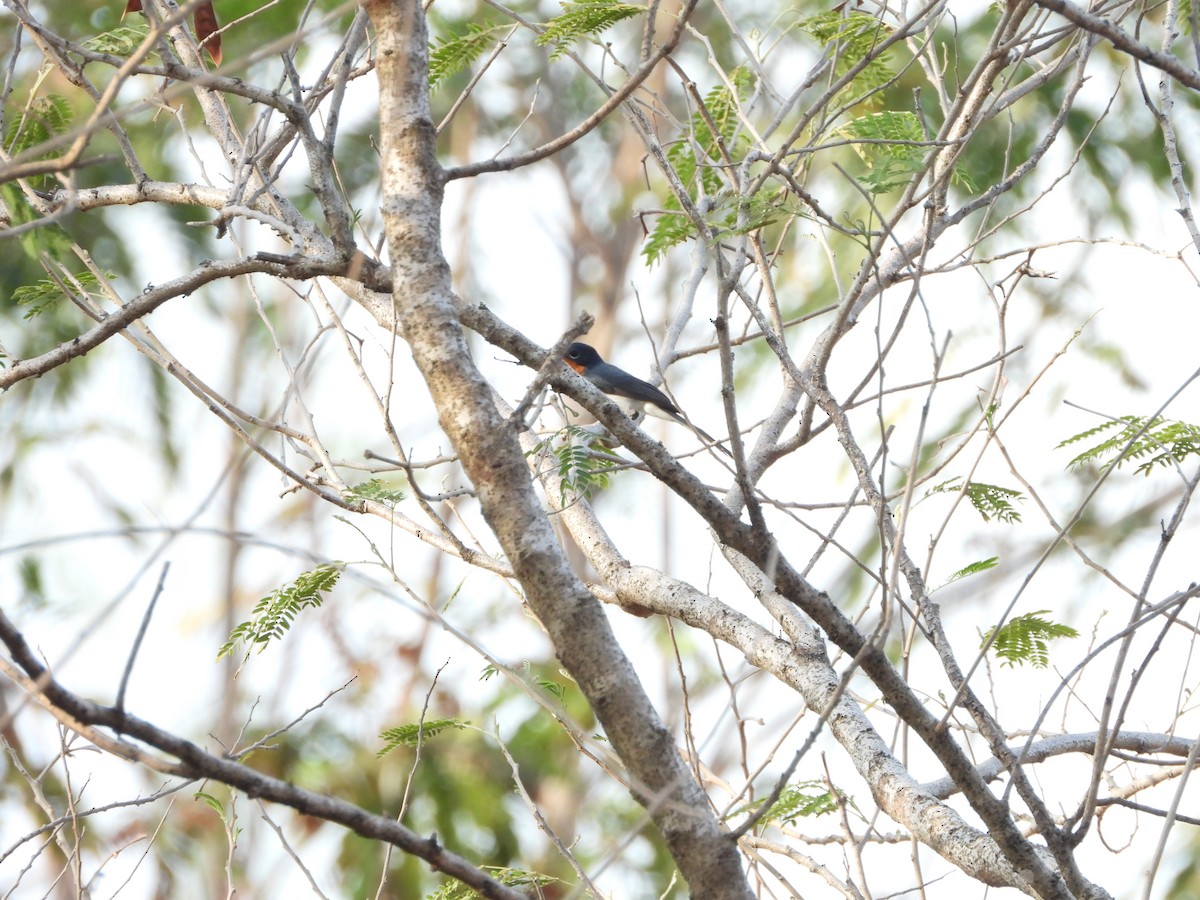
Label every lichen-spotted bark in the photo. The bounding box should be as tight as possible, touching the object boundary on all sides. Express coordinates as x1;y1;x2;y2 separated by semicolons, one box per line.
361;0;752;894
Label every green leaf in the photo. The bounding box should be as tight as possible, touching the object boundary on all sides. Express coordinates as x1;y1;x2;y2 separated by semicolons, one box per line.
983;610;1078;669
668;66;754;187
83;22;151;56
5;93;72;156
378;719;468;757
217;563;344;661
734;780;847;826
536;0;645;62
964;482;1023;524
3;92;75;261
194;792;225;815
799;12;896;107
926;479;1023;523
538;678;567;701
429;23;505;89
0;184;73;264
718;187;800;237
643;68;756;263
943;557;999;587
1058;415;1200;476
838;111;947;194
345;478;406;506
526;425;624;503
426;867;560;900
839;109;924;146
643;210;696;265
12;270;111;320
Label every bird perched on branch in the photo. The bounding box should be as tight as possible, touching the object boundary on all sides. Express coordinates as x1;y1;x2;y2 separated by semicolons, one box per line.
563;342;731;456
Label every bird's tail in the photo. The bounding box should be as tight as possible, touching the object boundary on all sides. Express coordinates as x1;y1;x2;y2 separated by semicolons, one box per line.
690;423;733;458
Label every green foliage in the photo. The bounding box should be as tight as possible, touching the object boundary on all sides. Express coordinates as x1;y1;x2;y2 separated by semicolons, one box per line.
838;111;974;194
4;92;71;156
1059;415;1200;476
941;556;1000;588
983;610;1078;668
193;791;225;815
536;0;645;61
965;482;1022;523
18;556;45;607
1165;828;1200;898
378;719;468;757
11;270;110;320
345;478;406;506
490;661;573;703
927;478;1023;523
730;780;851;828
527;425;623;503
667;187;799;258
644;67;756;263
642;211;695;264
2;91;75;263
686;67;755;173
427;867;560;900
838;110;925;194
799;11;896;108
538;676;568;702
83;23;151;57
758;781;845;825
726;188;797;235
217;563;344;660
429;23;505;89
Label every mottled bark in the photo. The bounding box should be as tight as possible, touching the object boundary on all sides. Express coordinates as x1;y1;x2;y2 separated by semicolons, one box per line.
362;0;751;894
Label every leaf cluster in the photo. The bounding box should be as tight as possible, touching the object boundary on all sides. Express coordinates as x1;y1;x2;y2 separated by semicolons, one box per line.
644;67;757;263
218;563;344;660
3;93;75;264
928;478;1023;523
1059;415;1200;476
763;781;845;824
528;425;624;503
83;23;151;57
427;867;560;900
5;92;71;159
735;780;850;828
378;718;468;757
940;556;1000;589
983;610;1078;668
536;0;645;62
11;270;115;320
799;12;896;108
345;478;407;506
836;110;968;195
429;23;506;89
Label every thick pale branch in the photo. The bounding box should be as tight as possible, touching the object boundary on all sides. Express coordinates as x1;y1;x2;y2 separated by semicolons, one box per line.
543;485;1042;893
463;306;1090;897
363;0;752;894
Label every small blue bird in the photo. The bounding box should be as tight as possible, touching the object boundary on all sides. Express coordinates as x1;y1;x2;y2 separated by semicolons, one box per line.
563;342;730;455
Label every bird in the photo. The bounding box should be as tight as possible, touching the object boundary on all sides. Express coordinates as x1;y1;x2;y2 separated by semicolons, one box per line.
562;342;731;456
